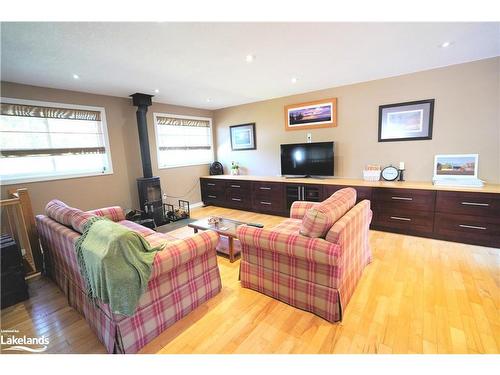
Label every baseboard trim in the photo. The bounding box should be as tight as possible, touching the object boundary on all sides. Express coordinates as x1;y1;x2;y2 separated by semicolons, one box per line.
190;201;204;209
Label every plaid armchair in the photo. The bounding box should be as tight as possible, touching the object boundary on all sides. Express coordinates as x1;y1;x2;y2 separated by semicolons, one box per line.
237;188;372;322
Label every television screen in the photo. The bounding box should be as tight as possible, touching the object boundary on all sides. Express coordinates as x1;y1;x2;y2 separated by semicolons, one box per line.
280;142;334;176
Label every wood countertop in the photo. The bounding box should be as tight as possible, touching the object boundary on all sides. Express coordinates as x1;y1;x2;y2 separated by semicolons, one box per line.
201;175;500;194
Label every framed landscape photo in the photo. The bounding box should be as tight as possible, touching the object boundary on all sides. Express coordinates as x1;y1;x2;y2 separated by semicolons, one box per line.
230;123;256;151
378;99;434;142
433;154;479;180
284;98;337;131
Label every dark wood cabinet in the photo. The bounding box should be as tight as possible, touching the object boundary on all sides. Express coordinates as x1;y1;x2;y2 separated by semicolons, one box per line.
252;182;284;214
285;184;323;210
434;191;500;247
200;176;500;248
226;180;251;209
371;188;435;237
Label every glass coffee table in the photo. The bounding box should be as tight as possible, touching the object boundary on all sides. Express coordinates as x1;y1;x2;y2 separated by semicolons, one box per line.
188;217;248;262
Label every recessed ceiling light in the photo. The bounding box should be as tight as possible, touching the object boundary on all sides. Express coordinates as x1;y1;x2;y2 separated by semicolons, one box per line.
440;41;453;48
291;77;298;84
72;74;80;79
245;54;255;63
154;89;160;93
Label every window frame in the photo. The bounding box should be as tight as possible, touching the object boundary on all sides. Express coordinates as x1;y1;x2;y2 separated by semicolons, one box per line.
153;112;214;169
0;97;114;185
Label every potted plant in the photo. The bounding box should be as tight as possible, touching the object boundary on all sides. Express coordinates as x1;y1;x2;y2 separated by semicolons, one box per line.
231;161;240;175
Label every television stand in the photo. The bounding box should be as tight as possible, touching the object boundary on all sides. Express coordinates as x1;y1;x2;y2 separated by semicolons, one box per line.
282;175;307;179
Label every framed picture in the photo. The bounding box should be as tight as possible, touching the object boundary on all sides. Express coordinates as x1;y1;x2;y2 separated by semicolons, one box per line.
433;154;479;180
230;123;256;151
284;98;337;131
378;99;434;142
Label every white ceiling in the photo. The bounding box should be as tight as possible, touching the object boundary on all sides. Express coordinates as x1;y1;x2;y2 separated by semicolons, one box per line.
1;22;499;110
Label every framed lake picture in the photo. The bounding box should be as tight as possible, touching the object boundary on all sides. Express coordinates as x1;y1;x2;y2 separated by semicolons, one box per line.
230;123;256;151
284;98;337;131
378;99;434;142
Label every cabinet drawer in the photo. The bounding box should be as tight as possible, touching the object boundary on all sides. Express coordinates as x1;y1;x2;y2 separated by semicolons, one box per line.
253;197;284;213
372;208;434;235
226;180;251;192
436;191;500;217
201;179;225;193
373;188;435;212
226;191;251;209
252;181;284;195
323;185;372;202
434;213;500;248
203;191;224;204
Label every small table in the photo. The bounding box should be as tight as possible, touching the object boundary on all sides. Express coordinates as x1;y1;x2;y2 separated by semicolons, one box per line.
188;217;247;262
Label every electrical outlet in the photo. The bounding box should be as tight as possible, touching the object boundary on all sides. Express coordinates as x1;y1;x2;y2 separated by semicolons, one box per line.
307;133;312;143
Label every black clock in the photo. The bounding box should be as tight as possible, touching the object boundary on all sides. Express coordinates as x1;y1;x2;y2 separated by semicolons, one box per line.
209;161;224;175
381;165;399;181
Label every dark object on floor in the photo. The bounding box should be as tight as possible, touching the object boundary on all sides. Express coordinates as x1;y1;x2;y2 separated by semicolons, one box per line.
164;200;190;222
1;234;29;309
135;218;156;230
156;218;196;233
209;161;224;175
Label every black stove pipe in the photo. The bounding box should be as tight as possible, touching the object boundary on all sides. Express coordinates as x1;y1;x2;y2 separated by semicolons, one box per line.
130;93;154;178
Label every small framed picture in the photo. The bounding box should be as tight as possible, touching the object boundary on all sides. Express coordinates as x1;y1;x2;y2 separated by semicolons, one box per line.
433;154;479;180
284;98;337;131
230;123;256;151
378;99;434;142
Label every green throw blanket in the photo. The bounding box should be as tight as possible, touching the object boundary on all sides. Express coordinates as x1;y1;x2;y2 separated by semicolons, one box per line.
75;217;165;316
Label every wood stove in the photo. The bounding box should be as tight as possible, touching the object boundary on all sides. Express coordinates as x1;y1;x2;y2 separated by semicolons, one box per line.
130;93;166;226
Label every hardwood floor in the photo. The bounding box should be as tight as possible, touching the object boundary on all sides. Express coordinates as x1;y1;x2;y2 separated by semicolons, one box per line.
1;206;498;354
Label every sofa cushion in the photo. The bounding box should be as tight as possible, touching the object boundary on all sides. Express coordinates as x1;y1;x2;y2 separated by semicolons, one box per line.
271;218;303;235
118;220;156;238
87;206;125;222
45;199;83;227
299;187;357;238
71;211;97;233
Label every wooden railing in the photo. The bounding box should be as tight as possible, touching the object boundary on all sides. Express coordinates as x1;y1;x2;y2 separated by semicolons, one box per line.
1;188;42;275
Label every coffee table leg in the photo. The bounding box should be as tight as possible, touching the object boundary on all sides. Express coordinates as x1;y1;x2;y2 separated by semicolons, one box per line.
228;237;234;263
193;228;198;234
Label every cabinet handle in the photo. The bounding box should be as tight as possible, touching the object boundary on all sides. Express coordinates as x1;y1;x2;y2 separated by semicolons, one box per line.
459;224;486;230
259;187;271;190
232;198;242;201
390;216;412;222
260;201;272;205
461;202;489;207
207;183;216;186
230;184;241;188
208;195;217;198
391;196;413;201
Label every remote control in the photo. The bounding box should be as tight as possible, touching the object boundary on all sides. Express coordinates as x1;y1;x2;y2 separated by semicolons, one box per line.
247;223;264;228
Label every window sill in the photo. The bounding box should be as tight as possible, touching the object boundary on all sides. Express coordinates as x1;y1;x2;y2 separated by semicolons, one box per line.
157;162;212;170
0;170;114;185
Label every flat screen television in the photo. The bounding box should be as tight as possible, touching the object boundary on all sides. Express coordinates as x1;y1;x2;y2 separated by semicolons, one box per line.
280;141;334;177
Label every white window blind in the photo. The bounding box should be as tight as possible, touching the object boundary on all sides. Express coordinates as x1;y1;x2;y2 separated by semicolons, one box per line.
154;114;213;168
0;98;113;184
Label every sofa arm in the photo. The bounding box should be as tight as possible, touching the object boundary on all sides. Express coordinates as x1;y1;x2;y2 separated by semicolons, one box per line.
237;225;341;266
150;230;220;278
86;206;125;222
290;201;320;219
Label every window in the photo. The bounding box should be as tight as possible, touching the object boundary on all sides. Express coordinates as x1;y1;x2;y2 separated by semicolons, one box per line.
0;98;113;184
154;113;214;168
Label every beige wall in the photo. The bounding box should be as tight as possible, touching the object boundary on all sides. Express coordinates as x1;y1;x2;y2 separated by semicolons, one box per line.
0;82;213;214
214;57;500;183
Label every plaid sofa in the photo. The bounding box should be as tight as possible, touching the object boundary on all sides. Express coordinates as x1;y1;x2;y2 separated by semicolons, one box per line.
36;202;222;353
237;188;372;322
